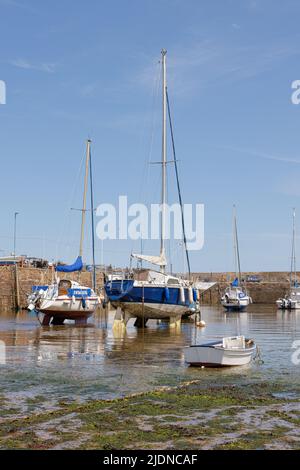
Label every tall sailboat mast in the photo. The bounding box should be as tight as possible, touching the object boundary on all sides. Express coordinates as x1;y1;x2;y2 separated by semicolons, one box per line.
79;139;91;258
160;48;167;273
233;205;241;285
290;208;297;287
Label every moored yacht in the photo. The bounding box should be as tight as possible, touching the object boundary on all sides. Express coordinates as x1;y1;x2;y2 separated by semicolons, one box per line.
105;267;200;327
28;277;100;325
105;49;201;327
276;286;300;310
27;140;101;324
221;206;252;311
276;209;300;310
221;279;252;312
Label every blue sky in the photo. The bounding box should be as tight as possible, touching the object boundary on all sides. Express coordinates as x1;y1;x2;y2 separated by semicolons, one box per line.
1;0;300;272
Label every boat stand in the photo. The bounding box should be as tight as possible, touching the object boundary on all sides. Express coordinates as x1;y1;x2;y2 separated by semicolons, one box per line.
41;314;52;326
169;315;181;328
112;307;132;331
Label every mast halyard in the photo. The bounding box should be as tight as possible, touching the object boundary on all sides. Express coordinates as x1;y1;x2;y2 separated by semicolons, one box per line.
79;139;91;258
166;89;191;279
160;48;167;274
89;143;96;291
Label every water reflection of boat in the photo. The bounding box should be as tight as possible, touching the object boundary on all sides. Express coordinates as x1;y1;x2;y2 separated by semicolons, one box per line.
184;336;256;367
277;209;300;310
105;50;201;328
27;140;100;325
221;206;252;311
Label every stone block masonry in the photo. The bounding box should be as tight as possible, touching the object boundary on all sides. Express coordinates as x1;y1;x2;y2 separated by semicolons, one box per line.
0;267;295;311
190;272;293;305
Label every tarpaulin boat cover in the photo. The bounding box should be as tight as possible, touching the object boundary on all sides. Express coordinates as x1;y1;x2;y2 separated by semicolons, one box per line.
55;256;83;273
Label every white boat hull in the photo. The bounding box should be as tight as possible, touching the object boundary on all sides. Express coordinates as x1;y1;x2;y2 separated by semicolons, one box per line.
39;296;99;315
38;295;99;313
276;299;300;310
36;297;100;325
111;301;194;320
28;278;101;325
184;341;256;367
221;297;251;311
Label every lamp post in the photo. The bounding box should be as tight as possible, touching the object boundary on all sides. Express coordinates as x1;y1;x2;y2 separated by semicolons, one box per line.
13;212;19;260
13;212;20;311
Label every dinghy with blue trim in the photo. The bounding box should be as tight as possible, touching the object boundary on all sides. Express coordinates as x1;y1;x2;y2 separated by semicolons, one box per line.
184;336;256;367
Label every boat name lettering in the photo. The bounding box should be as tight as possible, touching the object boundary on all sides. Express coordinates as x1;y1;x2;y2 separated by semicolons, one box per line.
68;289;91;297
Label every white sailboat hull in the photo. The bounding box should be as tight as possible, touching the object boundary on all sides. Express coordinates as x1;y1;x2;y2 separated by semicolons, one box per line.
221;296;251;310
276;286;300;309
39;296;100;315
276;299;300;309
28;280;101;324
36;296;100;324
111;301;193;320
221;286;252;311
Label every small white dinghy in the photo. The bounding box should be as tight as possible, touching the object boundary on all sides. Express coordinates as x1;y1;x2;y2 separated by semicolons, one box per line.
184;335;256;367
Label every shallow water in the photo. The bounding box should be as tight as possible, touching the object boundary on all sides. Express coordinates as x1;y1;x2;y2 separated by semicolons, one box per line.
0;305;299;410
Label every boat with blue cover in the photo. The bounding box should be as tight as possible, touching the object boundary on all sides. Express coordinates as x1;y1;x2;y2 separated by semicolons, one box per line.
105;50;201;327
105;268;200;326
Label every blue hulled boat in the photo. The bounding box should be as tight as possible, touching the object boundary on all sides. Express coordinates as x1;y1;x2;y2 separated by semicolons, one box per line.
105;268;199;325
105;50;200;326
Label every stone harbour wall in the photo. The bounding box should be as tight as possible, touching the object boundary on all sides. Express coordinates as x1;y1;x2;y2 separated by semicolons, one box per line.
0;267;296;312
190;272;294;305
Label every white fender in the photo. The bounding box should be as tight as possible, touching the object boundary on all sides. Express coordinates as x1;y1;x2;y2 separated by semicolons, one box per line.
188;287;193;304
179;286;185;303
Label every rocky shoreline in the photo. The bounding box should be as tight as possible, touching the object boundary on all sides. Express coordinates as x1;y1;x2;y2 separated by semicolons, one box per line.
0;378;299;450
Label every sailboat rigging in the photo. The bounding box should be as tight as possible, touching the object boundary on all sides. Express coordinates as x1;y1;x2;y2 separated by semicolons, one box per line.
221;205;252;311
105;49;203;328
276;208;300;309
27;139;101;325
166;89;191;278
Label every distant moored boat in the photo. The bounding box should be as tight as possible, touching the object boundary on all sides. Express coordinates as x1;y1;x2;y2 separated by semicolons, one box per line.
221;206;252;311
276;208;300;310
